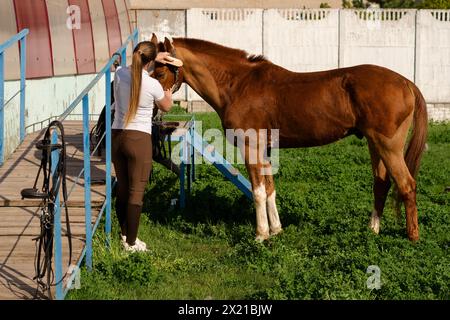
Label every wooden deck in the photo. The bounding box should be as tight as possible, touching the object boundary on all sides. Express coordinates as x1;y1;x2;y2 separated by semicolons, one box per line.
0;121;107;299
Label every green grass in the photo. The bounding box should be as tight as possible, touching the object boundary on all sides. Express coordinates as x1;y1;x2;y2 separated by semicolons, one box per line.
67;112;450;300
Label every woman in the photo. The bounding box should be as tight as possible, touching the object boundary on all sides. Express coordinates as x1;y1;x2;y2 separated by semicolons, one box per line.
112;41;177;252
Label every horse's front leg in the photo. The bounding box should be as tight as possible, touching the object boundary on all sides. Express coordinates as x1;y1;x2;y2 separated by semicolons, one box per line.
242;142;270;241
247;163;270;241
263;165;282;236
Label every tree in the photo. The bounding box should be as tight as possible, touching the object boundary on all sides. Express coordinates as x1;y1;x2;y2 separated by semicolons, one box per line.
342;0;370;8
379;0;416;8
416;0;450;8
365;0;450;7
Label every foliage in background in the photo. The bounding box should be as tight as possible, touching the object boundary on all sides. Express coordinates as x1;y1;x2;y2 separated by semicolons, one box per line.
416;0;450;9
343;0;450;8
68;110;449;300
381;0;416;8
343;0;370;7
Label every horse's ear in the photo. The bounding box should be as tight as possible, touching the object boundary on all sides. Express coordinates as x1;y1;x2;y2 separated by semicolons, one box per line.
157;42;166;52
164;37;175;54
151;33;158;47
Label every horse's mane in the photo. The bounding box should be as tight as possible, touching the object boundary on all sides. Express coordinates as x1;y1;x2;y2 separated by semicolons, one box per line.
173;38;268;64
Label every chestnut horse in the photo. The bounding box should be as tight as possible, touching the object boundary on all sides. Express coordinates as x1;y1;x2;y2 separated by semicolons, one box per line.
150;34;428;242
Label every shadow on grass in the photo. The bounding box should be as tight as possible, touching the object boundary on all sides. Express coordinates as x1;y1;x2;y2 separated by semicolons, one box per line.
141;168;255;229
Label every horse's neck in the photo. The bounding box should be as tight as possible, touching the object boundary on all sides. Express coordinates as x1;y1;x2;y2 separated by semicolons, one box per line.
176;45;244;116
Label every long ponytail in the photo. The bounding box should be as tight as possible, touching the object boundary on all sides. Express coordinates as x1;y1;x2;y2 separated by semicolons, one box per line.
125;41;157;125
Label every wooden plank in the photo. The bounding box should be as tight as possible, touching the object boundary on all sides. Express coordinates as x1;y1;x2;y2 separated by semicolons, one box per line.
0;200;104;208
0;224;94;236
0;206;97;217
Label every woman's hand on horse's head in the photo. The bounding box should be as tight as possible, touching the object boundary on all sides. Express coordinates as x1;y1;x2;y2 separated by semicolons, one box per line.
155;52;172;64
165;88;173;98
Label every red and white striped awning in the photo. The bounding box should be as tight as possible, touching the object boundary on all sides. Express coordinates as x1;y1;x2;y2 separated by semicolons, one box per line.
0;0;132;80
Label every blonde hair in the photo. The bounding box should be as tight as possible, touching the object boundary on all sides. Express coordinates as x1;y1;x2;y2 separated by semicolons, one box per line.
125;41;157;125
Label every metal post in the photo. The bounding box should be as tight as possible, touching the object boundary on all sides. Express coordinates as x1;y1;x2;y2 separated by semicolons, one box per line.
120;48;126;68
0;52;4;165
133;29;139;49
20;36;26;142
51;129;63;300
179;135;186;209
105;70;112;247
187;121;194;193
82;94;92;271
191;118;196;182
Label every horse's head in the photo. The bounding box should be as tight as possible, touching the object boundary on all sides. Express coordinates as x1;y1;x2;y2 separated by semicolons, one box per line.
151;33;184;93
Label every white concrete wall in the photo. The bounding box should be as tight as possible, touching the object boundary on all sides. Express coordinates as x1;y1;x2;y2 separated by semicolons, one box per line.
416;10;450;103
129;0;343;9
3;74;107;160
186;8;263;100
339;9;416;81
134;9;187;100
427;103;450;122
264;9;339;72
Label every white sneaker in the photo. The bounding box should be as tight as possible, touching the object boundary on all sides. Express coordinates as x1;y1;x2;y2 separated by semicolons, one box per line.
123;241;148;253
121;234;147;249
135;238;147;250
121;236;148;252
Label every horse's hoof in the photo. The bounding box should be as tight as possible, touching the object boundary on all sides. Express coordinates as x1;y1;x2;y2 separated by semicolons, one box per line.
407;230;419;242
369;225;380;235
369;212;380;235
369;223;380;235
255;233;269;242
270;227;283;237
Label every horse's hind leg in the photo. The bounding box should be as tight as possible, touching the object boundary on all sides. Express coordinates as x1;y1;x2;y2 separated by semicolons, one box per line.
368;114;419;241
368;142;391;234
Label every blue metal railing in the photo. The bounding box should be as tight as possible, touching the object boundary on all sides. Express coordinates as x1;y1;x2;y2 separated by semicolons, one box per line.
51;28;139;300
0;29;29;165
160;114;197;208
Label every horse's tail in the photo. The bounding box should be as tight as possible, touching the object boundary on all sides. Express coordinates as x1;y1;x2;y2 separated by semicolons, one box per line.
404;83;428;180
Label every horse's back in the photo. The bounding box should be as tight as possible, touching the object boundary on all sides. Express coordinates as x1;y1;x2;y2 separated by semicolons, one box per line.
250;64;417;148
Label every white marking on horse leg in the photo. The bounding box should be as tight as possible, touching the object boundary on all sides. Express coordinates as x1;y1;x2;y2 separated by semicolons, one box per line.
267;191;282;236
370;210;380;234
253;183;269;242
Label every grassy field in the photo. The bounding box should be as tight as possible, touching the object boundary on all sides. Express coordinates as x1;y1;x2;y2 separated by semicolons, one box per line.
68;110;449;300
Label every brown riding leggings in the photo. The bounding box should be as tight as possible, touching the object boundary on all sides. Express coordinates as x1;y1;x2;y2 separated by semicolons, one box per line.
112;129;152;245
